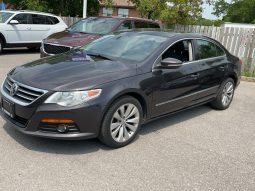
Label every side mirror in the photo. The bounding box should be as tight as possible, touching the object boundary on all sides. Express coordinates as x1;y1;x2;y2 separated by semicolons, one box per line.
9;20;19;25
160;58;183;69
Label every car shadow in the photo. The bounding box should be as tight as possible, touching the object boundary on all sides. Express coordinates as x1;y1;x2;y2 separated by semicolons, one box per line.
2;48;40;55
2;105;212;155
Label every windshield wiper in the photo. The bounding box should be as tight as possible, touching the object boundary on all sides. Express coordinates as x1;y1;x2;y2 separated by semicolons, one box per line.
86;53;113;61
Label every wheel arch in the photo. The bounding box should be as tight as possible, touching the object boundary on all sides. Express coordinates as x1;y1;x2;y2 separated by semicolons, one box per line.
0;32;6;46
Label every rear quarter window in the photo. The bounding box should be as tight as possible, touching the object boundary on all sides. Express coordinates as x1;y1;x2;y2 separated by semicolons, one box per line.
196;39;225;60
134;21;148;28
148;23;160;28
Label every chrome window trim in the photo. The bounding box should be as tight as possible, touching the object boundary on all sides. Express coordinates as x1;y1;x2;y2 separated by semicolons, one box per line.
0;76;48;106
152;37;227;71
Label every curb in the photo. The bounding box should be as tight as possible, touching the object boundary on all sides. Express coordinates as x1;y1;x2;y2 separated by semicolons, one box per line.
241;76;255;82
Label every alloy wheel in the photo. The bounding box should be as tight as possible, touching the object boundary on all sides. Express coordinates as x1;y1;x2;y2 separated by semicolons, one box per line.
222;81;234;106
110;103;140;143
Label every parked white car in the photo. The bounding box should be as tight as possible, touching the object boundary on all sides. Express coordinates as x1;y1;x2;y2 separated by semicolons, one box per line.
0;10;67;53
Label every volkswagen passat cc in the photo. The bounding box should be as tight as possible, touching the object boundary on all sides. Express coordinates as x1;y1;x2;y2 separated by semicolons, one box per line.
0;32;241;148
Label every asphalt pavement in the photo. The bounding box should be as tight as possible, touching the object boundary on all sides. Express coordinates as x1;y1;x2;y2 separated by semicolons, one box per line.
0;49;255;191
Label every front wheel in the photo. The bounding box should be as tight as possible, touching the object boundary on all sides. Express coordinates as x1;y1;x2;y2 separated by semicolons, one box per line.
210;78;235;110
99;96;143;148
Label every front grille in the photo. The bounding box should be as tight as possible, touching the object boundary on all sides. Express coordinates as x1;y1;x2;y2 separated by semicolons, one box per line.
3;77;46;105
43;43;71;55
39;123;80;134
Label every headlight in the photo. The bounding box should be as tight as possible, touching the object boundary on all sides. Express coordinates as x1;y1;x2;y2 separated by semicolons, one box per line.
44;89;102;107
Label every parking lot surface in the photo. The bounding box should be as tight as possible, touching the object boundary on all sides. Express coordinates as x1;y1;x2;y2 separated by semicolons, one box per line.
0;49;255;191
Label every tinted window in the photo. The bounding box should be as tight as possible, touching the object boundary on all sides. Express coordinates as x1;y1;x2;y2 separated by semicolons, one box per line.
134;21;148;28
163;40;193;62
69;18;119;35
83;33;168;62
197;40;218;59
215;44;225;56
117;21;132;31
12;14;32;24
46;16;59;24
149;23;160;28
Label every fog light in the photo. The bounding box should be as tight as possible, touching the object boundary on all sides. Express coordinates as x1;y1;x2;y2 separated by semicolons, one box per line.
57;124;69;133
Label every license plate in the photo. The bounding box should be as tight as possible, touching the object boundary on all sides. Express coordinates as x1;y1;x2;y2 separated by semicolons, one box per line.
1;99;14;118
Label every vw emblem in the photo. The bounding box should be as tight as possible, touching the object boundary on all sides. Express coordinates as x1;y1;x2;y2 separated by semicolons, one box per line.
10;83;19;96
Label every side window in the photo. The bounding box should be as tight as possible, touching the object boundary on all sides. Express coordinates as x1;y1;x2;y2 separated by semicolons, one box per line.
149;23;160;29
162;40;193;62
215;44;225;56
134;21;148;29
46;16;60;25
118;21;132;31
32;14;47;24
196;40;225;60
11;14;32;24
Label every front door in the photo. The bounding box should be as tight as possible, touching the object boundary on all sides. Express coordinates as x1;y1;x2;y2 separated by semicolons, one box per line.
5;13;33;43
151;39;202;117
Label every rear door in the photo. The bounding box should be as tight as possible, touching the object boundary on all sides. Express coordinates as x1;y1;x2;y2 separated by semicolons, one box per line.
151;39;202;117
5;13;33;43
192;39;228;102
30;14;52;42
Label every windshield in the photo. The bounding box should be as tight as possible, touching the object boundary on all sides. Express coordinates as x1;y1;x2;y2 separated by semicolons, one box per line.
68;18;119;35
0;12;14;23
82;33;168;62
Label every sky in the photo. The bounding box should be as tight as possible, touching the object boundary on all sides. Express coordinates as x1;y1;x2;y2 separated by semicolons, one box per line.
202;3;218;20
202;0;231;20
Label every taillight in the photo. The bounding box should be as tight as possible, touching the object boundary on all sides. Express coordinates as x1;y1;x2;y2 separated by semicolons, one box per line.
239;60;243;65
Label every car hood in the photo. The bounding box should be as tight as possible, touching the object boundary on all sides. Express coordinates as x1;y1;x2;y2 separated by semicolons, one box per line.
9;51;137;91
43;31;101;47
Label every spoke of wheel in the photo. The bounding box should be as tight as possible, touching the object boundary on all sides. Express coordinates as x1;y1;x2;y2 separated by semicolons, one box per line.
126;117;139;124
117;126;124;142
110;122;121;131
227;85;233;93
125;123;137;132
113;111;122;121
126;107;138;119
119;105;125;118
124;104;134;118
112;125;121;137
123;126;130;140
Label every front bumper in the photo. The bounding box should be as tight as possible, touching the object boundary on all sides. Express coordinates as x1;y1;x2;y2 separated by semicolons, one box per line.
0;97;102;140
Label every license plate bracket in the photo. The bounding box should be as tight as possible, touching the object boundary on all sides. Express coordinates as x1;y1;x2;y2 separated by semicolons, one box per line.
1;99;15;118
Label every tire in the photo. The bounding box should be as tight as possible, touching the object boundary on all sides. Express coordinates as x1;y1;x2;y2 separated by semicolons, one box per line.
210;78;235;110
0;38;3;54
99;96;143;148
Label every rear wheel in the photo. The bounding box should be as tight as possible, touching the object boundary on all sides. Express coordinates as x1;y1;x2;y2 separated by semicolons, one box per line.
0;38;4;54
99;96;143;148
210;78;235;110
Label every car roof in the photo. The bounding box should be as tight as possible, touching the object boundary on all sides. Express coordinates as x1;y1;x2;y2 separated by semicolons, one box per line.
81;16;159;24
0;10;58;17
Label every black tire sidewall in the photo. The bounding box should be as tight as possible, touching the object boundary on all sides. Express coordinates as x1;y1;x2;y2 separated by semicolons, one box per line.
0;38;3;53
99;96;143;148
212;78;235;110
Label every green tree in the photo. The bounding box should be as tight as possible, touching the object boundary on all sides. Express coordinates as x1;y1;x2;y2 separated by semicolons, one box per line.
5;0;100;17
130;0;214;24
213;0;255;23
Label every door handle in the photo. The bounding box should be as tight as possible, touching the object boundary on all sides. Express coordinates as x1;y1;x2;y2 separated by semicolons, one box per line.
191;73;199;78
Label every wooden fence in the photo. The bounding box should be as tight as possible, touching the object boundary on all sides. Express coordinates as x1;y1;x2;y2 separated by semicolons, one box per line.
60;16;80;26
174;24;255;77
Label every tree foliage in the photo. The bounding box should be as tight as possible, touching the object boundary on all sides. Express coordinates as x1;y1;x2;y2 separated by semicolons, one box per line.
4;0;100;17
130;0;214;24
213;0;255;24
